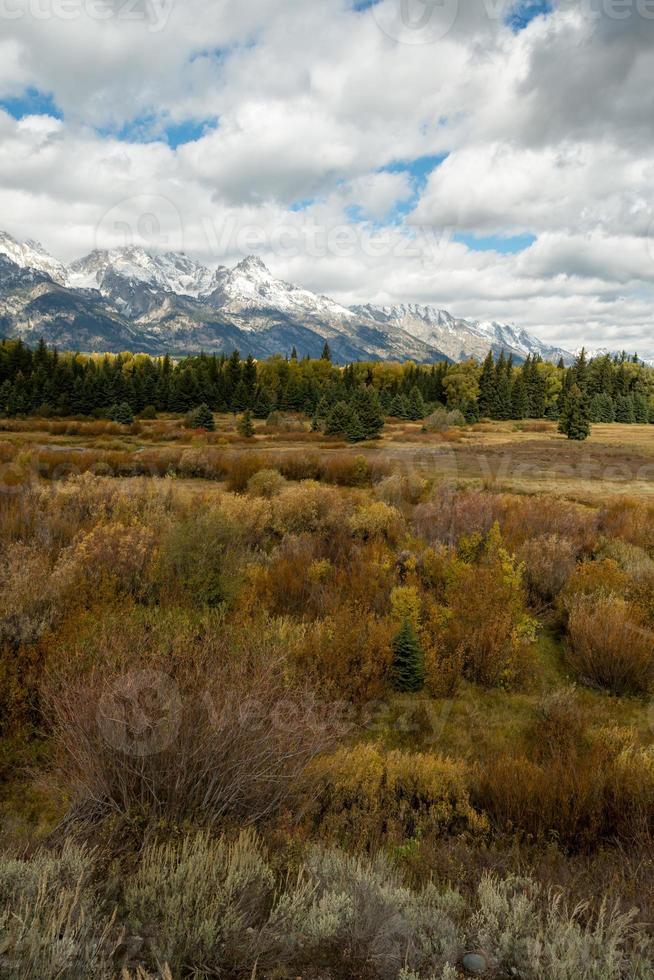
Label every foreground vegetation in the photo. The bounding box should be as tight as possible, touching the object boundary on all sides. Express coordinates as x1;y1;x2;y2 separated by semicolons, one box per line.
0;404;653;978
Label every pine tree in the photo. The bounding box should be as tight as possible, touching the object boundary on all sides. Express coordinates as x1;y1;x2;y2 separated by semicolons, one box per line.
252;386;274;419
388;393;406;418
633;392;649;424
325;401;352;436
478;351;497;418
558;384;590;441
346;410;366;443
237;409;254;438
352;386;385;438
112;401;134;425
407;385;426;421
615;394;635;423
589;391;614;423
391;619;425;693
462;398;480;424
321;342;332;362
190;403;215;431
510;374;528;420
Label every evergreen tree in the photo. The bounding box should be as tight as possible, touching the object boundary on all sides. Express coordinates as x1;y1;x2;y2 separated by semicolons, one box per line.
633;392;649;424
390;393;411;419
558;384;591;441
189;403;215;431
112;401;134;425
589;392;614;423
477;351;497;418
615;393;636;423
321;342;332;362
324;401;352;436
406;385;426;421
510;374;528;420
237;409;254;438
345;410;366;443
495;371;513;420
252;386;275;419
352;386;385;438
462;398;480;424
391;619;425;693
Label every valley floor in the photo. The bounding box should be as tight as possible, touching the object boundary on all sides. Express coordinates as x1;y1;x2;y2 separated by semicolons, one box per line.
1;414;653;978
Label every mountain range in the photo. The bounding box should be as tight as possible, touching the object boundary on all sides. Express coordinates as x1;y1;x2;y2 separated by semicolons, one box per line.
0;230;573;364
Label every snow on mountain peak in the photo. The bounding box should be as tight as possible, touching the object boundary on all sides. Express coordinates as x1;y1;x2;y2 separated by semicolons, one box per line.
0;231;68;285
0;230;574;363
67;246;214;298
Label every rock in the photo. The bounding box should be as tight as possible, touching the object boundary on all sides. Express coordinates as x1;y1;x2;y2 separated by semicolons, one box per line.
462;952;488;975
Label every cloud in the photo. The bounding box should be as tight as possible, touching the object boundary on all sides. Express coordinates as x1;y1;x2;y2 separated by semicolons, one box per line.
0;0;654;353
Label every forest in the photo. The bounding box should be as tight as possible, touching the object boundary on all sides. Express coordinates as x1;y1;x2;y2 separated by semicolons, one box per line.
1;339;653;438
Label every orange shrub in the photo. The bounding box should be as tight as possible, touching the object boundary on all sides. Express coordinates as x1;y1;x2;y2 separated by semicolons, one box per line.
565;594;654;695
304;743;486;847
291;605;395;704
434;528;537;689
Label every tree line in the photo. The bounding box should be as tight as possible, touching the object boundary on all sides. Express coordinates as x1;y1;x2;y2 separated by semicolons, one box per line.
0;338;653;440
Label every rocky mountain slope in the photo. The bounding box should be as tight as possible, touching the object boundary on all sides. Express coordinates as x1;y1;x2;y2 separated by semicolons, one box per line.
0;230;573;363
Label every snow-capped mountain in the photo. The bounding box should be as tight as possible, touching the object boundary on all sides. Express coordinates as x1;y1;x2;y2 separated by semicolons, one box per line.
207;255;359;332
0;231;68;286
352;304;572;365
68;246;216;298
0;229;574;363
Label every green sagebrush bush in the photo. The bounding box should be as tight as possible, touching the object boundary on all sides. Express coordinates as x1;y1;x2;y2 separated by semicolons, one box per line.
1;836;652;979
0;844;118;979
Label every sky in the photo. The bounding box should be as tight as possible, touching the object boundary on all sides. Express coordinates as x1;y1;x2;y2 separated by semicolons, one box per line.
0;0;653;352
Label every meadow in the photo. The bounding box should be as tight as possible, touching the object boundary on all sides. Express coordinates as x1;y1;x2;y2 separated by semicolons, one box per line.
1;411;653;978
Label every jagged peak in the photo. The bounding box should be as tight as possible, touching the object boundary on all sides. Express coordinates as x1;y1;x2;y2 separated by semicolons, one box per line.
234;254;270;275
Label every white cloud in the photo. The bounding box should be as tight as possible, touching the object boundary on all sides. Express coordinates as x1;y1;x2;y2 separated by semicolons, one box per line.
0;0;654;352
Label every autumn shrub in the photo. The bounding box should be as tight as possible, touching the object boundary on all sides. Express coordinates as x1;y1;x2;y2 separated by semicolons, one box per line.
320;452;377;487
0;543;64;651
434;527;537;688
272;481;350;537
529;686;587;763
53;522;156;602
597;539;654;620
518;533;577;606
414;488;500;548
253;534;328;617
43;612;344;828
246;467;287;498
376;471;428;508
348;500;404;543
599;497;654;555
565;594;654;695
561;558;629;605
304;743;486;848
152;508;241;607
291;605;395;703
475;728;654;851
224;452;272;492
423;407;465;431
